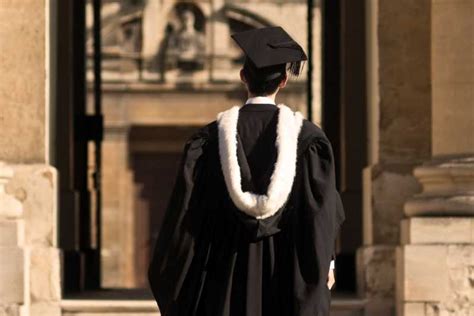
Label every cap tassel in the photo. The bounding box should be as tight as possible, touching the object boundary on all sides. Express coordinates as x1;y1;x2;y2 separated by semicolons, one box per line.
288;60;305;77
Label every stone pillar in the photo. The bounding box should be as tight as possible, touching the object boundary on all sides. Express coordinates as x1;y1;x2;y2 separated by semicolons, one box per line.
358;0;432;314
310;3;322;126
397;158;473;316
101;125;137;288
0;0;61;315
396;1;474;315
0;163;61;316
209;0;232;81
6;165;61;316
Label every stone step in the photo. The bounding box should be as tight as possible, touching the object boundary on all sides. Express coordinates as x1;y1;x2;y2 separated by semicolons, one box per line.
61;299;159;315
61;296;368;316
331;296;368;316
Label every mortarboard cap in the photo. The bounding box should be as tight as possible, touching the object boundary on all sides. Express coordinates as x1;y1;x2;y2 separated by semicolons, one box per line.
231;26;307;79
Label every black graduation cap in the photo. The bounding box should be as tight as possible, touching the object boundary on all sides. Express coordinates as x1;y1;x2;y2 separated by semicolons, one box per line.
231;26;308;80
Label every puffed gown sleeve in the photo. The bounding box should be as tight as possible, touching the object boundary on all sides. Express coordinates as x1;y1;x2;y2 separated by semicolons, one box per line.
295;135;346;315
147;130;210;315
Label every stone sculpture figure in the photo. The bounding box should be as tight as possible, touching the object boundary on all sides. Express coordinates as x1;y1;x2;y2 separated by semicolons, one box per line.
166;9;205;71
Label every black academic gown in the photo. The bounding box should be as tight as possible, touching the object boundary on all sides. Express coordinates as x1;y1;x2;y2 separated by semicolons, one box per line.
148;103;346;316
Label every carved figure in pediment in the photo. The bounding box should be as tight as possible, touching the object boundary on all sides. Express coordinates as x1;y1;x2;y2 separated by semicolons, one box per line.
166;9;206;71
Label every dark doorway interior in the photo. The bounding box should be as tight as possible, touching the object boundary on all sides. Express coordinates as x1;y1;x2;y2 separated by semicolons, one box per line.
132;152;182;288
128;125;199;289
322;0;367;293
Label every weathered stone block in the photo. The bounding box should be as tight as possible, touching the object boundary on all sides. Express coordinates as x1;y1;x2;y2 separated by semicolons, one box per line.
0;163;23;219
446;245;473;301
397;245;449;301
28;303;60;316
398;243;473;315
364;166;420;245
357;245;396;299
29;248;61;303
398;302;425;316
472;218;474;245
6;165;58;247
0;248;24;304
425;303;440;316
0;305;19;316
0;220;24;246
401;217;472;245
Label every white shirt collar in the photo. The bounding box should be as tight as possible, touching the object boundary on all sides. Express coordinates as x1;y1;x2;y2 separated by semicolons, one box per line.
244;96;276;105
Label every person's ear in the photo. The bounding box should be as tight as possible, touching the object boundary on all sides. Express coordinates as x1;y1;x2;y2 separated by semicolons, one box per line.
240;69;247;84
279;73;288;89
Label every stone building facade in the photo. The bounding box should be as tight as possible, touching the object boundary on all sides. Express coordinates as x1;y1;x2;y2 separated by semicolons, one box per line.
0;0;472;315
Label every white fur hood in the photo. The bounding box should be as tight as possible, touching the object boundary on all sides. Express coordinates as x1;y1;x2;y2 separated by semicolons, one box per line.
216;104;304;219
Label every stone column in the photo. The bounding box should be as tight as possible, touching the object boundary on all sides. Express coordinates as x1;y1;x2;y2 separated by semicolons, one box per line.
101;125;138;288
396;1;474;315
397;158;473;316
358;0;432;314
0;0;61;315
5;164;62;316
209;0;232;81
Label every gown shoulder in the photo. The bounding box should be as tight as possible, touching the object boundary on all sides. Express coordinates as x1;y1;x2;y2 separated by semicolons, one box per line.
192;120;218;141
298;121;346;257
297;118;332;157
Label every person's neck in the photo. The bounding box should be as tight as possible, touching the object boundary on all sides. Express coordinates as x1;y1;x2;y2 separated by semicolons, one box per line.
247;92;277;103
245;95;277;105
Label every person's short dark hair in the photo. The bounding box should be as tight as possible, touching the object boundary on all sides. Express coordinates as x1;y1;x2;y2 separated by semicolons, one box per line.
242;58;287;96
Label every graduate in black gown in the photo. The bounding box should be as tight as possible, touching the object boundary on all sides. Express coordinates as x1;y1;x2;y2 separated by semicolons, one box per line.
148;26;346;316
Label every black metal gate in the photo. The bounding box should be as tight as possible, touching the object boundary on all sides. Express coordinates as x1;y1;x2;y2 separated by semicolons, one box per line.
55;0;103;293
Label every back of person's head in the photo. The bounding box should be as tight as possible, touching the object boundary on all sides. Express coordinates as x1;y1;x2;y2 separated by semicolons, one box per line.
241;58;287;96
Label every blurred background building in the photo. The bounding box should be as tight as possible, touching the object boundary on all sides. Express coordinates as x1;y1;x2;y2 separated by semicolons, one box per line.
0;0;472;315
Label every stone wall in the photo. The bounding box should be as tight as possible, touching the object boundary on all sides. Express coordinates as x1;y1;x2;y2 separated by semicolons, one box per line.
0;164;61;316
397;218;474;316
0;0;61;315
0;0;48;163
